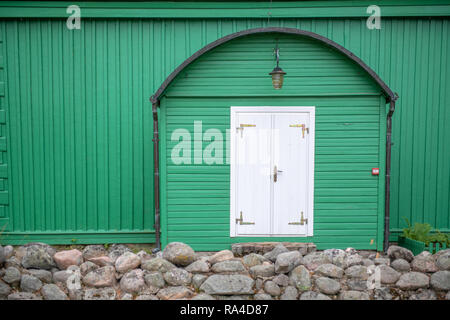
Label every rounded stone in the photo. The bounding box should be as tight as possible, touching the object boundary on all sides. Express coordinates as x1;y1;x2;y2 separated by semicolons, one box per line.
163;268;192;286
25;269;53;283
21;243;56;270
299;291;332;300
185;260;210;273
315;263;344;279
379;265;401;284
345;265;369;280
391;259;411;272
249;263;275;278
3;245;14;260
144;271;165;288
315;277;341;295
208;250;235;265
141;257;176;273
192;274;208;290
41;284;68;300
411;252;438;273
435;253;450;271
115;251;141;273
387;245;414;262
280;286;298;300
20;274;43;292
289;265;311;291
274;251;303;274
0;280;12;298
192;293;216;300
272;274;290;287
8;292;41;300
242;253;268;268
84;287;117;300
339;290;370;300
303;251;331;271
396;272;430;290
211;260;245;273
79;261;99;276
120;269;146;294
3;267;21;285
199;274;255;295
157;286;194;300
430;270;450;291
254;293;273;300
82;266;116;288
82;245;108;260
162;242;196;267
263;244;289;262
264;280;281;296
53;249;83;270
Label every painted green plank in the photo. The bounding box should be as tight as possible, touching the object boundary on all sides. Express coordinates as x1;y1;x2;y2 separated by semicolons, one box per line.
1;1;449;18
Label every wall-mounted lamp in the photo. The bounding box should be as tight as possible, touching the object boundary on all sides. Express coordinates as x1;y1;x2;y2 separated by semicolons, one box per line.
269;45;286;90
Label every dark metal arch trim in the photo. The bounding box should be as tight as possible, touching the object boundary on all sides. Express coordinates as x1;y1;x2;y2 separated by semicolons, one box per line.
150;27;396;103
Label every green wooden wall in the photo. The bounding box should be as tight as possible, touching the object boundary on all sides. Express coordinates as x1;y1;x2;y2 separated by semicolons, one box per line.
160;33;386;250
0;15;448;245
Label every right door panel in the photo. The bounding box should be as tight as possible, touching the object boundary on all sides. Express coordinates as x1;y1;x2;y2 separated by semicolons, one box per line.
272;113;311;236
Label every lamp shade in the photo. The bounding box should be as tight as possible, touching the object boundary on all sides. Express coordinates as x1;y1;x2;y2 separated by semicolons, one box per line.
269;66;286;90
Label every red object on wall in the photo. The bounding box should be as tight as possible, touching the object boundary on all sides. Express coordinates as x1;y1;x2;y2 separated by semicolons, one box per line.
372;168;380;175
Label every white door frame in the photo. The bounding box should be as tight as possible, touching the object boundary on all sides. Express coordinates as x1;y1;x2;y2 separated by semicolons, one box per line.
230;106;315;237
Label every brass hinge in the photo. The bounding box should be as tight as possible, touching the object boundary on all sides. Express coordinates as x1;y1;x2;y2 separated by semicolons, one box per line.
289;124;309;138
288;211;308;225
236;124;256;137
236;211;255;225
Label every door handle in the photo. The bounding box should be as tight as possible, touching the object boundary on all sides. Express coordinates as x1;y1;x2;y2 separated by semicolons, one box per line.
274;165;282;182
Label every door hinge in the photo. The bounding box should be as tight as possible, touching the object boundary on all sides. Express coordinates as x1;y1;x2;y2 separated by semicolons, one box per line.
236;211;255;225
289;124;309;138
288;211;308;225
236;124;256;137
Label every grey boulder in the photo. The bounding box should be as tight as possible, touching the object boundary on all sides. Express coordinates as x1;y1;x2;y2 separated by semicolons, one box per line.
315;263;344;279
299;291;332;300
263;244;289;262
200;275;254;295
391;259;411;272
20;274;43;292
163;268;192;286
274;251;302;274
41;284;68;300
120;269;146;294
396;272;429;290
387;245;414;262
315;277;341;295
162;242;195;267
289;265;311;291
430;270;450;291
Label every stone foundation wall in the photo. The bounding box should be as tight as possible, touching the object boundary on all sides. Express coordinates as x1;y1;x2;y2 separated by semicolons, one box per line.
0;242;449;300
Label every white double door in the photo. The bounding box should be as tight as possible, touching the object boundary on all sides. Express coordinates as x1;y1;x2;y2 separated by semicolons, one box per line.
230;107;315;237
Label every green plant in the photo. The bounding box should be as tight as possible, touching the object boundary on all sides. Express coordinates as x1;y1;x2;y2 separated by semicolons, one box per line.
402;217;450;246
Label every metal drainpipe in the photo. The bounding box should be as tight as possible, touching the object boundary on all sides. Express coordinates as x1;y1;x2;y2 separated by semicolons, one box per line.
384;94;398;253
152;99;161;252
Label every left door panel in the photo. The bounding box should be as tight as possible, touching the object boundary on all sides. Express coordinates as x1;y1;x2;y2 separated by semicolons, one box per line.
234;113;272;236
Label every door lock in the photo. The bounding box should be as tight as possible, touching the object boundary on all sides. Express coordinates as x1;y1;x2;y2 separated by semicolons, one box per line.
236;211;255;225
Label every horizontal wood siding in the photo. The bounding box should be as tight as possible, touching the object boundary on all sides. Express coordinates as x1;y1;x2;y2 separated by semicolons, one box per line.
164;96;383;250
